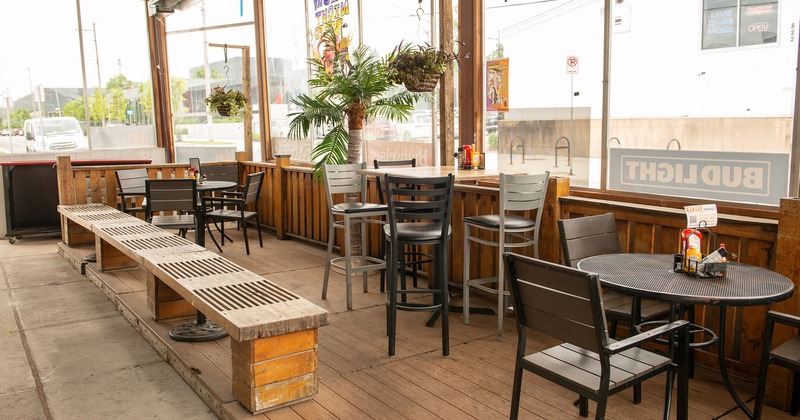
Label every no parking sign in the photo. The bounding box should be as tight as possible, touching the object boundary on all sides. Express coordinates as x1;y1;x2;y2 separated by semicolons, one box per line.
566;55;579;74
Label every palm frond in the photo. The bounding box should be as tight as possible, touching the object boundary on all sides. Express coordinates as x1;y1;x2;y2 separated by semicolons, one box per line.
310;124;349;181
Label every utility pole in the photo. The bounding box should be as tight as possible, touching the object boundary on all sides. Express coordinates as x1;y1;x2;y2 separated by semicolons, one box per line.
75;0;93;148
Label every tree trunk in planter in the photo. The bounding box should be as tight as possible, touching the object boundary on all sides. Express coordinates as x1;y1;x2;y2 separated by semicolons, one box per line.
345;103;366;260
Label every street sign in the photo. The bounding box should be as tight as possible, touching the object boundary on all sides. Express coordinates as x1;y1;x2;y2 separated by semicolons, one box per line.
566;55;579;74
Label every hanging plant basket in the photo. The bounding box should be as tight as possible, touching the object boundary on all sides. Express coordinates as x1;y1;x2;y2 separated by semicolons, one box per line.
404;73;441;92
215;105;231;117
204;86;247;118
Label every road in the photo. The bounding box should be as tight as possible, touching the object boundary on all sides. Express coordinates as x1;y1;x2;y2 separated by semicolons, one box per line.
0;135;28;154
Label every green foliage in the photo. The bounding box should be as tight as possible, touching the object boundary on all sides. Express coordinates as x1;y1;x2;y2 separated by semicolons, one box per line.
107;88;127;122
204;86;247;119
191;68;222;79
63;99;86;120
106;74;133;90
10;109;30;128
487;131;498;151
90;89;107;124
387;42;462;91
138;82;153;115
289;23;424;180
170;77;187;114
487;42;505;60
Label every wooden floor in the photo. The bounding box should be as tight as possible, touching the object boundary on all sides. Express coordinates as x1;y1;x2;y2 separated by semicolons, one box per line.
58;226;796;420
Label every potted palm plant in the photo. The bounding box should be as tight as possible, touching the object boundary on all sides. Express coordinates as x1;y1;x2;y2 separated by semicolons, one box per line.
288;24;424;177
204;86;247;118
288;23;425;256
387;42;463;92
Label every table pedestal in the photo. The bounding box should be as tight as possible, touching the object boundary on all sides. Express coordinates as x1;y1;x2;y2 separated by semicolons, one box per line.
168;311;228;342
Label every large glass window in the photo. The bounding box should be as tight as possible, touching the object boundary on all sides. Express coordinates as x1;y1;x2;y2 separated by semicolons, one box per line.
484;0;796;205
703;0;778;50
164;1;257;163
0;0;156;155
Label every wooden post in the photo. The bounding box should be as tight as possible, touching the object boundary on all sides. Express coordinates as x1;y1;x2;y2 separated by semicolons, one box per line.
438;0;455;166
767;197;800;409
274;155;291;240
231;329;319;413
146;271;194;321
57;156;77;243
253;0;272;162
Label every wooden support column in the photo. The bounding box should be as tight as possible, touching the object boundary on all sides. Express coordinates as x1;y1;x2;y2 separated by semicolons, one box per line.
274;155;291;240
231;329;319;413
458;0;484;150
146;271;194;321
253;0;272;162
438;0;455;166
56;156;86;245
146;9;175;162
767;197;800;409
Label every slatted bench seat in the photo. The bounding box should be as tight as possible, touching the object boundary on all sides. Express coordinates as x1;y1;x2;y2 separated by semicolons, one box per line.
57;203;330;414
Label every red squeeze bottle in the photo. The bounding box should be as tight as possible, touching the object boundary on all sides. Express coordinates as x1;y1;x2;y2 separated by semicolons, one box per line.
462;145;472;167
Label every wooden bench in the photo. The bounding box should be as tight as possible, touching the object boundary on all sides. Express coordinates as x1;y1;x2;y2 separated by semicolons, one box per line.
57;203;330;414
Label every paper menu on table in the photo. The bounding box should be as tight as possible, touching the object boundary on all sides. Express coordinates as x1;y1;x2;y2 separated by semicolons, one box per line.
685;204;718;228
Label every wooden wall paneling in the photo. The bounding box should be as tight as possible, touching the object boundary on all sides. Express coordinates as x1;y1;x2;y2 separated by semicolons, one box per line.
299;172;307;239
449;191;465;284
75;171;88;205
89;170;102;204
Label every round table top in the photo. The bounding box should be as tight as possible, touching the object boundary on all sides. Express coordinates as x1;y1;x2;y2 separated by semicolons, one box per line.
196;180;237;191
577;253;795;306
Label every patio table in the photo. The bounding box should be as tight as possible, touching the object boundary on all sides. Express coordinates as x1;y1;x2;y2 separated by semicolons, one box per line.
578;253;795;419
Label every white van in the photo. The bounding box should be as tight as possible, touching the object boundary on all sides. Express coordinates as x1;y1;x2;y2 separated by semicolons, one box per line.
24;117;87;152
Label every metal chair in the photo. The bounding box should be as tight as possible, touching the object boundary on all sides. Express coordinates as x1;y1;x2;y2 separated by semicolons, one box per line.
558;212;673;405
373;158;426;292
383;173;454;357
322;163;388;310
202;172;265;255
558;212;672;339
504;252;690;420
115;168;148;216
462;172;549;340
754;310;800;419
144;178;198;237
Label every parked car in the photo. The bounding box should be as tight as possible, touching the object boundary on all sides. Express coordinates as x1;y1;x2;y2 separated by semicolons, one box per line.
0;129;10;136
395;112;435;141
24;116;88;152
14;128;23;136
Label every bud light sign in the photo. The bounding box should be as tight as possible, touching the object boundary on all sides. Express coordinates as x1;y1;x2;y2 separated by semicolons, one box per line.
608;149;789;205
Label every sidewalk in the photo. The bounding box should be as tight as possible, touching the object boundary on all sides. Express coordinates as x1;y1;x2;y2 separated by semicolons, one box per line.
0;237;216;420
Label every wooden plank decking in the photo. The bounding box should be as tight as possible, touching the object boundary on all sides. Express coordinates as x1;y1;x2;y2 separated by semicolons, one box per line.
58;226;796;419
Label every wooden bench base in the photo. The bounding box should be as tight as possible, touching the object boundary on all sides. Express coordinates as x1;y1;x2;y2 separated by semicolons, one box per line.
231;329;319;413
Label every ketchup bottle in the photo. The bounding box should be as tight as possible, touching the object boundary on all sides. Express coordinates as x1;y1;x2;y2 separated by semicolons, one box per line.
462;145;472;168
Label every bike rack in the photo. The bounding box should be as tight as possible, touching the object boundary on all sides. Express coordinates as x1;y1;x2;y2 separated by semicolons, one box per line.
554;136;574;175
667;138;682;150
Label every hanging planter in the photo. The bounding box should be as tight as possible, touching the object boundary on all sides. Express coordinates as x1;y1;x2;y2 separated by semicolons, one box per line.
387;42;464;93
204;86;247;118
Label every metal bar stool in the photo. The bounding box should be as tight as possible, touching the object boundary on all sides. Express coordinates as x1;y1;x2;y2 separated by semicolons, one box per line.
383;173;454;357
463;172;549;340
322;163;388;310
